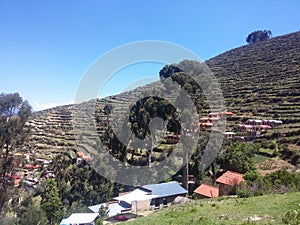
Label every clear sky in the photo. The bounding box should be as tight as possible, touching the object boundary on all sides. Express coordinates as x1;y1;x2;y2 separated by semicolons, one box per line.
1;1;299;111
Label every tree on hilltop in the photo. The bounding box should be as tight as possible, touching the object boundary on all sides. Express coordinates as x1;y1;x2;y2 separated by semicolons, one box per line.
246;30;272;44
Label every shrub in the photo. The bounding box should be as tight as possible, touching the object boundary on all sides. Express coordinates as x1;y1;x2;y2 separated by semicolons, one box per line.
263;170;300;192
236;189;253;198
244;170;260;183
282;207;300;225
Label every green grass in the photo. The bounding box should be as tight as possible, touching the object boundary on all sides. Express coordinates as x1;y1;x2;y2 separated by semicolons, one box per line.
259;148;275;156
124;192;300;225
252;154;269;164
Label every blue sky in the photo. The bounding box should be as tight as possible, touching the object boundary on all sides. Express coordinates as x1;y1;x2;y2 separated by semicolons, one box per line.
0;1;299;111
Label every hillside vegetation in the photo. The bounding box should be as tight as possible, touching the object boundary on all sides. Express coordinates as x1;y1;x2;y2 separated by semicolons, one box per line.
124;192;300;225
207;31;300;152
25;31;300;166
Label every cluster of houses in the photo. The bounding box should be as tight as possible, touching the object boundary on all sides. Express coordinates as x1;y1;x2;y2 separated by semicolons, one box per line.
4;151;53;188
7;150;94;190
199;111;237;139
165;111;283;144
199;111;234;129
237;119;283;138
59;170;245;224
199;111;283;140
165;111;234;144
60;181;188;224
193;170;244;198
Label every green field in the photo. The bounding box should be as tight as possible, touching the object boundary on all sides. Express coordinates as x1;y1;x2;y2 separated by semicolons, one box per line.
124;192;300;225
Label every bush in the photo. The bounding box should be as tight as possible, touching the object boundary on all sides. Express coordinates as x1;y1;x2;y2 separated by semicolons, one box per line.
282;207;300;225
244;170;260;183
236;189;253;198
263;170;300;193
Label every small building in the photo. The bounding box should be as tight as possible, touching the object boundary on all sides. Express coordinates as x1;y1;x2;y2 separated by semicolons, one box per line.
208;112;220;119
60;213;99;225
224;131;235;139
113;188;158;212
106;202;132;217
76;151;92;164
262;119;282;127
220;111;234;117
200;112;233;130
246;119;262;125
246;119;283;128
88;201;131;217
199;117;209;123
216;170;244;196
194;184;219;198
10;174;21;187
238;123;272;137
166;134;180;144
200;122;213;129
142;181;188;209
24;164;39;170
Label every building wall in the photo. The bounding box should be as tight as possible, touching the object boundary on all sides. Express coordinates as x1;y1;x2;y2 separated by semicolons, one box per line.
219;183;235;196
150;194;186;208
132;199;151;211
131;194;187;212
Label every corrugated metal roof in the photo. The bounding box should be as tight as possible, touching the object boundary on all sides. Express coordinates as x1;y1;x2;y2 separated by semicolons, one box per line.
142;181;187;198
88;203;107;213
60;213;99;225
106;202;131;217
114;189;158;204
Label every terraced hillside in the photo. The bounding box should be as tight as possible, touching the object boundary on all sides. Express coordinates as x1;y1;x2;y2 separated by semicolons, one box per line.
26;31;300;162
206;31;300;151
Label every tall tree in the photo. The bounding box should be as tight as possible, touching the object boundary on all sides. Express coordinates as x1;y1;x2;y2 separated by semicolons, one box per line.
129;96;180;167
41;179;63;225
217;142;258;174
0;93;31;214
18;201;49;225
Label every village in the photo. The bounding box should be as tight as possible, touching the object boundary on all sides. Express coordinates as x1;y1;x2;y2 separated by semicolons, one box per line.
4;110;285;225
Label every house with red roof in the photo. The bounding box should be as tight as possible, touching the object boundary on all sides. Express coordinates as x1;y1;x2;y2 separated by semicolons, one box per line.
199;111;234;130
216;170;244;196
193;184;219;198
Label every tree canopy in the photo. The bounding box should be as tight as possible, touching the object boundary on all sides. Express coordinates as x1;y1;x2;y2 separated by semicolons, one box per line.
41;179;63;224
0;93;31;214
246;30;272;44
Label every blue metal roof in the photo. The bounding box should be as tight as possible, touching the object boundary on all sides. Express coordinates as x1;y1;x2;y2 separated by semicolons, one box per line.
106;202;131;217
142;181;187;198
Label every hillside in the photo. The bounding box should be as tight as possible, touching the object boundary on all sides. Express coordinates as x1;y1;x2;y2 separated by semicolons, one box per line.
26;31;300;163
123;192;300;225
207;31;300;148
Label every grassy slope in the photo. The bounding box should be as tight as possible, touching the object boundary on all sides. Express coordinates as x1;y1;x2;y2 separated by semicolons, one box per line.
124;192;300;225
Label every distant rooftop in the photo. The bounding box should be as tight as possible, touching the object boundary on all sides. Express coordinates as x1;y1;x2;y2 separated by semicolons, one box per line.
216;170;244;186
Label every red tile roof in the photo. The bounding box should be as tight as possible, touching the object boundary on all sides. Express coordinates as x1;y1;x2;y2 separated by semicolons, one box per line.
221;111;234;115
216;171;244;186
194;184;219;198
238;124;253;128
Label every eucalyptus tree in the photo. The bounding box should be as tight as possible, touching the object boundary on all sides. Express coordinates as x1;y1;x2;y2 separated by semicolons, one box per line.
0;93;31;214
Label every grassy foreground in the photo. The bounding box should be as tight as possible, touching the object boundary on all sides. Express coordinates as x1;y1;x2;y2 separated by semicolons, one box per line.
124;192;300;225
